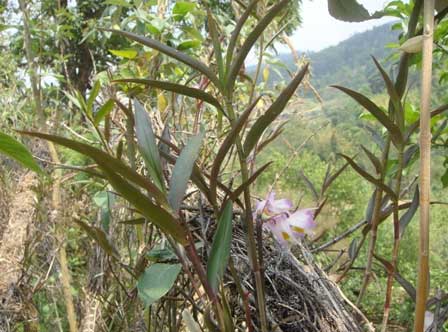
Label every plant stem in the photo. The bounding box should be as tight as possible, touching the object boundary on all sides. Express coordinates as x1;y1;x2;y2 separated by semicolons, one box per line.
225;99;268;332
381;146;404;332
356;139;390;305
414;1;435;331
19;1;78;332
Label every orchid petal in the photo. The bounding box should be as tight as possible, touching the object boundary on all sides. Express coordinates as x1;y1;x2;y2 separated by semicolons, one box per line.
287;208;317;237
267;198;294;214
264;215;293;248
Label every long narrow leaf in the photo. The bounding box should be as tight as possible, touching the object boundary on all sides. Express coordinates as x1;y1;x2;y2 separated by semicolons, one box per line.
229;162;271;202
399;186;419;238
371;56;404;130
244;64;309;155
20;131;167;204
207;9;224;80
1;132;42;174
104;29;222;91
332;85;403;147
209;96;262;204
114;78;224;115
207;201;233;291
226;0;289;91
101;165;187;244
225;0;260;71
168;132;204;212
361;145;382;174
74;219;119;258
339;153;397;200
94;99;115;125
134;100;165;192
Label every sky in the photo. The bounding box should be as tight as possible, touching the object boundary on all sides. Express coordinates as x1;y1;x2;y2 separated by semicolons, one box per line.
283;0;397;52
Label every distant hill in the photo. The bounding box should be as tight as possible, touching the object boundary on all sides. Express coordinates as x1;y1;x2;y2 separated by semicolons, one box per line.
250;23;401;100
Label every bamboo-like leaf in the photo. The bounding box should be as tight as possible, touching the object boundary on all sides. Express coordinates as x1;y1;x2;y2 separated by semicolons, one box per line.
225;0;260;71
399;186;419;238
0;132;42;174
361;145;382;174
374;254;416;301
206;9;224;80
119;217;146;225
365;189;377;224
209;96;262;205
134;100;165;192
74;219;119;258
348;237;359;260
244;64;308;155
207;201;233;291
322;162;349;193
20;131;167;204
256;122;287;153
114;79;225;115
403;144;418;167
87;80;101;114
229;162;271;202
104;29;222;90
339;153;397;200
332;85;403;147
226;0;289;91
299;169;319;201
101;164;187;244
168;132;204;212
371;56;404;130
94;99;115;125
327;0;384;22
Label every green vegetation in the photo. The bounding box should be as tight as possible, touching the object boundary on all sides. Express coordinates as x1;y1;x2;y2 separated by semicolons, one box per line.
0;1;447;332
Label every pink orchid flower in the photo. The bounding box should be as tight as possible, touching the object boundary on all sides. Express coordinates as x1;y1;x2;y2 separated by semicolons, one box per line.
254;192;316;247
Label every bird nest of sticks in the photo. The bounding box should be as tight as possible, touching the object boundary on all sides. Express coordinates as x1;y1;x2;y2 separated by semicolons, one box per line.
189;207;372;332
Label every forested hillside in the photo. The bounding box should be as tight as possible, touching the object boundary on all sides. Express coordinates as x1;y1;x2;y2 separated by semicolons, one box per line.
251;23;401;99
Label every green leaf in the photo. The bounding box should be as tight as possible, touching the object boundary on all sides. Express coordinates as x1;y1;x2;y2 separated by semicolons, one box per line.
134;100;165;192
146;244;177;262
227;0;289;91
210;96;262;205
104;29;222;91
74;219;119;258
173;2;196;20
0;132;42;174
19;131;167;204
207;201;233;291
100;164;187;244
327;0;384;22
399;186;419;238
94;99;115;126
206;9;224;80
371;56;404;130
244;64;308;155
177;39;201;51
168;132;204;212
225;0;260;72
137;263;181;307
339;153;397;200
228;162;271;203
109;48;138;59
360;145;382;174
332;85;403;147
87;81;101;114
114;79;224;114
